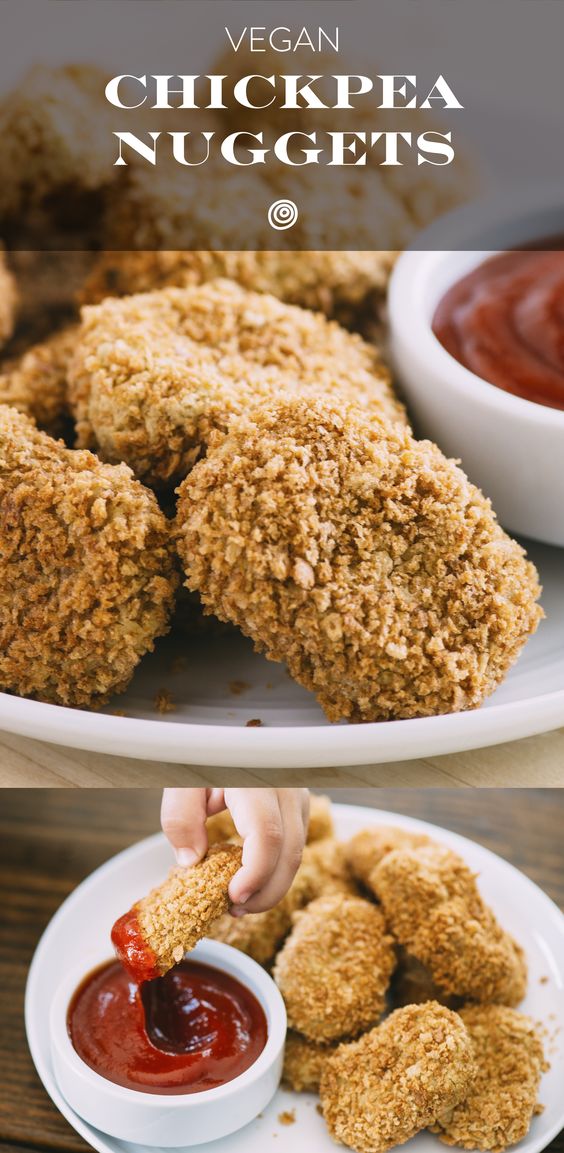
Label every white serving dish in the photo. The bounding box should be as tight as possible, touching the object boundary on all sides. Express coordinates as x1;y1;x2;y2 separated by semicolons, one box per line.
49;939;286;1147
26;804;564;1153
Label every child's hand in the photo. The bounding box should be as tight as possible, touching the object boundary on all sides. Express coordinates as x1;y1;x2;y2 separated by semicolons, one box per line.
161;788;310;916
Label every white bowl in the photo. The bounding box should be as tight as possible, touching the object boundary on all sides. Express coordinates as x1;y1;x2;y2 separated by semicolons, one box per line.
50;938;286;1147
389;186;564;547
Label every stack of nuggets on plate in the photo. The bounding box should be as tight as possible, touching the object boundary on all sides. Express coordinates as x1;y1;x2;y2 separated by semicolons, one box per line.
112;796;548;1153
0;61;543;718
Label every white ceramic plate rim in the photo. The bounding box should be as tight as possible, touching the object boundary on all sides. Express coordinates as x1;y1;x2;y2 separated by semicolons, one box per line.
25;804;564;1153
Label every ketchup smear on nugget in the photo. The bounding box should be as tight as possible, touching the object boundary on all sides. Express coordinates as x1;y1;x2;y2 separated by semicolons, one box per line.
68;959;267;1094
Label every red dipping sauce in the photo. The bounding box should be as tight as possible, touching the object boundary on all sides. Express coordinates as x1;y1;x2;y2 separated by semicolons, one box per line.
111;907;161;984
433;249;564;411
67;959;268;1094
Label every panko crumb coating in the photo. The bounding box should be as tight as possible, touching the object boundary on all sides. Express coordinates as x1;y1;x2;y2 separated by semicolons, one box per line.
68;280;404;487
320;1002;476;1153
432;1006;546;1152
0;325;77;436
0;405;178;708
371;845;527;1006
0;64;113;217
81;249;398;329
176;398;542;723
307;794;334;843
112;844;242;982
206;809;240;845
273;894;395;1042
345;826;432;889
0;249;17;348
283;1031;335;1093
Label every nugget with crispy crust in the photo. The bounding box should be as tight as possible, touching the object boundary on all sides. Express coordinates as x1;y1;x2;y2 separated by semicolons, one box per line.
320;1002;476;1153
371;844;527;1005
111;844;242;983
0;64;113;218
273;894;395;1042
0;405;178;707
81;249;398;329
177;397;542;722
283;1031;335;1093
432;1006;546;1152
345;826;433;889
0;249;17;348
0;325;77;435
68;280;404;487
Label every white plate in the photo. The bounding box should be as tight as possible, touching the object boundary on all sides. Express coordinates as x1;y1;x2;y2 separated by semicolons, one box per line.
2;539;564;767
25;804;564;1153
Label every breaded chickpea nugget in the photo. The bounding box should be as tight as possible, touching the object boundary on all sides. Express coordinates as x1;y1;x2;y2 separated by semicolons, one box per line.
81;249;397;329
0;405;178;707
371;844;527;1005
0;248;17;348
432;1006;546;1152
0;325;77;435
177;398;542;722
112;844;242;983
69;280;404;487
320;1002;476;1153
283;1030;334;1093
307;794;334;843
345;826;432;889
273;894;395;1042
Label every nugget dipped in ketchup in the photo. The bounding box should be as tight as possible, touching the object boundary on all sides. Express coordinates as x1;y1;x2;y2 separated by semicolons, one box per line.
111;843;242;983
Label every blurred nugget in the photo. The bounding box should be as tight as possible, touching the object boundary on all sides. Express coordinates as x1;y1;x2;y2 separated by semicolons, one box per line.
112;843;242;983
306;794;334;843
273;894;395;1042
345;826;432;889
371;844;527;1005
320;1002;476;1153
0;325;77;436
0;248;17;347
432;1006;546;1152
283;1030;334;1093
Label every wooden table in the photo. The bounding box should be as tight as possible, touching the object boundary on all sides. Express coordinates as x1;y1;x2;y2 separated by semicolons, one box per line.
1;726;564;787
0;788;562;1153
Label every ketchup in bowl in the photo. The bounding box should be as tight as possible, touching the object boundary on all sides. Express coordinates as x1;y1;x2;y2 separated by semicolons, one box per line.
67;959;267;1094
432;249;564;411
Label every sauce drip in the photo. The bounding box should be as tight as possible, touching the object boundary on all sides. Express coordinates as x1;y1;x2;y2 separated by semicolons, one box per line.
68;959;267;1094
432;249;564;411
111;907;161;983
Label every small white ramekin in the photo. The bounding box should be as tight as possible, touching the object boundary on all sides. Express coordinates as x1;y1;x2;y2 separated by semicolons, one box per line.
389;186;564;547
50;938;286;1147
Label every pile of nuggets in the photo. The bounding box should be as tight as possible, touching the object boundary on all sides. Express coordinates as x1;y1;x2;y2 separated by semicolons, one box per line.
112;796;547;1153
0;65;543;720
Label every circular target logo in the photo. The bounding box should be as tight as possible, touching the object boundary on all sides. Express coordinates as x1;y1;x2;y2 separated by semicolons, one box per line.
268;199;298;230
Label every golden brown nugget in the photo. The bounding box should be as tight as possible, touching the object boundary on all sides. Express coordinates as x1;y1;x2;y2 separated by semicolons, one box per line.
432;1006;546;1152
371;844;527;1005
392;948;458;1010
306;794;334;843
112;844;243;983
205;809;239;845
273;894;395;1042
302;838;358;898
345;826;432;889
0;64;113;217
82;250;398;329
0;405;178;708
0;249;17;348
0;325;77;436
320;1002;476;1153
283;1031;335;1093
69;279;404;487
177;397;542;723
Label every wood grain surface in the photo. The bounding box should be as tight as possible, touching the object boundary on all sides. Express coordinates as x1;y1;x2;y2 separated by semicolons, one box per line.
0;788;562;1153
1;726;564;787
